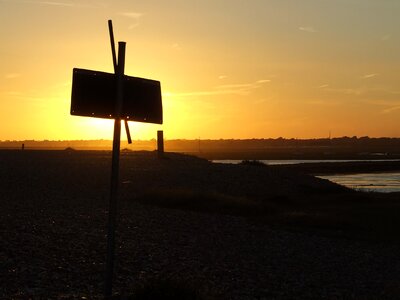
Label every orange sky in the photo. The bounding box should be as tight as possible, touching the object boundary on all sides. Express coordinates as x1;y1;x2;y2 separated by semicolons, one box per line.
1;0;399;140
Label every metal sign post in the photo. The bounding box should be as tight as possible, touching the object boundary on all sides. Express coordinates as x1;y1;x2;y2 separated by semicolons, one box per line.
70;20;163;298
104;40;125;298
108;20;132;145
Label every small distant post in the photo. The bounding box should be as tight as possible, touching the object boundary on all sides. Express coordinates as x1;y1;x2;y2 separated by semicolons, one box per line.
21;143;25;151
157;130;164;157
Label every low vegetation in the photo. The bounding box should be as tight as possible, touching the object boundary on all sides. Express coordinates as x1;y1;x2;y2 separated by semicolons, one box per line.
2;150;400;298
134;187;400;243
127;277;206;300
134;188;277;216
239;160;267;166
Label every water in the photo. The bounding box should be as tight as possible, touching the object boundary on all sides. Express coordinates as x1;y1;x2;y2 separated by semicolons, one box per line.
212;159;400;193
212;159;400;165
318;173;400;193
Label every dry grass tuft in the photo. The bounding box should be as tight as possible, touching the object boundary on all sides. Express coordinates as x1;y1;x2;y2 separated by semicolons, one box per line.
133;188;279;216
133;188;400;243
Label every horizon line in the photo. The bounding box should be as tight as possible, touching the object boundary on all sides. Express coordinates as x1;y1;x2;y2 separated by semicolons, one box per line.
1;136;400;142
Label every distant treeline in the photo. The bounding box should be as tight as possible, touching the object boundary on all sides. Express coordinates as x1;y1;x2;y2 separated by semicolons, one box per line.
166;137;400;159
1;137;400;159
0;139;156;150
168;136;400;150
1;137;400;150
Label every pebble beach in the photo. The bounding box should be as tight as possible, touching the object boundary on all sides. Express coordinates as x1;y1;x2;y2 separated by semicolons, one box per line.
1;150;399;299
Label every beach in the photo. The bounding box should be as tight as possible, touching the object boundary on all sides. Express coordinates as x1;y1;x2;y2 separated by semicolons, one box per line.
1;150;400;299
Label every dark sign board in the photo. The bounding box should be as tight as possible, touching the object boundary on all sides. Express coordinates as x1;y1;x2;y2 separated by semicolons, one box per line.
71;68;162;124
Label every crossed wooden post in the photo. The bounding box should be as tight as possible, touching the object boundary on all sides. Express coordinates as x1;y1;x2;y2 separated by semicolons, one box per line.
70;20;163;298
104;20;125;298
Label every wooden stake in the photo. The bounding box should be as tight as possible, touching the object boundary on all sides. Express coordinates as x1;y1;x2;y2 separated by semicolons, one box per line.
104;41;126;298
109;19;132;145
157;130;164;158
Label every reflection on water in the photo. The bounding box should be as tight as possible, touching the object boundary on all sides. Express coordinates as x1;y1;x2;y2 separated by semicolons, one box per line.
212;159;400;165
212;159;400;193
318;173;400;193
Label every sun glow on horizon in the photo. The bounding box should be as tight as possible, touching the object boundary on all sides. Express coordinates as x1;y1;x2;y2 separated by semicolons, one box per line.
1;0;399;140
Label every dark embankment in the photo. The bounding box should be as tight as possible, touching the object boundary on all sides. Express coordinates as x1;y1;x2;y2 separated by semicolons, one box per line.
1;150;400;299
271;160;400;175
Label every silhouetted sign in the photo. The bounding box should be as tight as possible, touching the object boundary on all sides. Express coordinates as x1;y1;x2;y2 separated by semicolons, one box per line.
71;68;162;124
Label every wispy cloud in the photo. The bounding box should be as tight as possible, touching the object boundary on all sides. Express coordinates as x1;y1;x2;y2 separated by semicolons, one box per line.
323;87;400;105
365;99;400;114
381;34;391;41
324;87;364;96
171;43;181;51
5;91;22;96
165;90;236;98
4;93;46;105
33;1;74;6
119;12;143;29
6;0;75;7
216;83;256;90
119;12;143;18
362;73;378;79
216;79;270;90
5;73;21;79
254;98;271;104
298;26;317;33
218;75;227;80
168;79;271;98
1;0;102;7
366;98;400;107
307;99;340;106
382;105;400;114
318;84;329;88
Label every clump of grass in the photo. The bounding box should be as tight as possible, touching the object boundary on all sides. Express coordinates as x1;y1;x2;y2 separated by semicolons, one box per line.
264;193;400;243
133;188;400;243
130;278;207;300
239;160;266;167
64;147;76;151
133;188;277;216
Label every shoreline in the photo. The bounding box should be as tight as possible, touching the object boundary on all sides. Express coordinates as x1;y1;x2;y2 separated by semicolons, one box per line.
2;148;400;175
1;150;400;298
269;160;400;175
211;159;400;176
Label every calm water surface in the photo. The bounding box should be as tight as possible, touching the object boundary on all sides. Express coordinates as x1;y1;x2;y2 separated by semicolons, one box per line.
212;159;400;165
213;159;400;193
318;173;400;193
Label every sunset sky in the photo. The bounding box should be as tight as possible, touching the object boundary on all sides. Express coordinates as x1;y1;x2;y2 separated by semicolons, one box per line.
1;0;399;140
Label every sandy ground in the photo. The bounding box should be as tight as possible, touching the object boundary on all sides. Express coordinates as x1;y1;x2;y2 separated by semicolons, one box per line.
1;150;399;299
